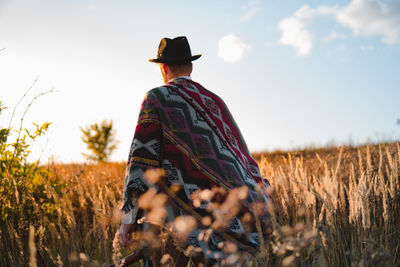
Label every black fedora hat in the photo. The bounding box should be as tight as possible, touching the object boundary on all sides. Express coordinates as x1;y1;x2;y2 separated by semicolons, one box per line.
149;36;201;63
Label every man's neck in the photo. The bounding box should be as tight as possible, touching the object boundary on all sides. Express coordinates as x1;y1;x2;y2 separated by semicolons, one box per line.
165;73;191;83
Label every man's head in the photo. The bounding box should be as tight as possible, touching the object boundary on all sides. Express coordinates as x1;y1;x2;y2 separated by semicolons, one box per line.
149;36;200;82
158;61;193;83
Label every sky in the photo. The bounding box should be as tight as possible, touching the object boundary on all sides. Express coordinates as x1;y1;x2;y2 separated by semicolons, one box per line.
0;0;399;163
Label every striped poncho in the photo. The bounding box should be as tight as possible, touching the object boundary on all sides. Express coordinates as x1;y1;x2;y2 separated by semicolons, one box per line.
122;77;270;262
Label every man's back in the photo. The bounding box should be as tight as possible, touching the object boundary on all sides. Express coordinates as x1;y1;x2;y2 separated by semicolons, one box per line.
119;36;270;266
122;77;270;262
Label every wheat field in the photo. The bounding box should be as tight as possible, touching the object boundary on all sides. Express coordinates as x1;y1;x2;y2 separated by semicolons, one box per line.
1;142;399;266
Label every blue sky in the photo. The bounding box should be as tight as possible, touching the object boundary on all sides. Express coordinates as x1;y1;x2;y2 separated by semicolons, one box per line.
1;0;399;162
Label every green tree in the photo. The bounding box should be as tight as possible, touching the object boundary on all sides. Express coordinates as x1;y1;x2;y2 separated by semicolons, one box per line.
80;120;118;162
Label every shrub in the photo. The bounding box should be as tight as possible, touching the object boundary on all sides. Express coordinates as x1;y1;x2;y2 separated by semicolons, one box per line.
80;120;118;162
0;99;65;266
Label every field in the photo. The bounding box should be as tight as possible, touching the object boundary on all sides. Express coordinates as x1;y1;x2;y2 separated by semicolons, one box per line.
1;142;400;266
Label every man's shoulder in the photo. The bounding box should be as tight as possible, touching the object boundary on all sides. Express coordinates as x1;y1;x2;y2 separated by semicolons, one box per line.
148;85;167;93
145;85;170;98
191;81;226;106
145;80;226;107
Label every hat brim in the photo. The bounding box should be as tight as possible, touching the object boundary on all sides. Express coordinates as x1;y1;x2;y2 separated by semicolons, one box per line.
148;54;201;63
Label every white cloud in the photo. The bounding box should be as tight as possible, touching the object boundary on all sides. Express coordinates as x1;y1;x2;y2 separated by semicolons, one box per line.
294;5;337;19
240;0;260;22
360;45;374;50
335;0;400;44
277;0;400;56
323;31;347;42
240;8;258;22
278;5;336;56
218;35;251;63
264;41;276;47
278;16;313;56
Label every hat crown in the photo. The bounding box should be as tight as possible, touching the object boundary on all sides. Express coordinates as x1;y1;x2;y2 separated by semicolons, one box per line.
149;36;201;63
158;37;192;59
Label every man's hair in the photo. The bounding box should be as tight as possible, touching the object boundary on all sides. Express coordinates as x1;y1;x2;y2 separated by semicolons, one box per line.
166;61;192;74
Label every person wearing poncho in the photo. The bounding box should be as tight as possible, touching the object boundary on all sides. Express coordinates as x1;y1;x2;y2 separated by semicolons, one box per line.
119;36;271;266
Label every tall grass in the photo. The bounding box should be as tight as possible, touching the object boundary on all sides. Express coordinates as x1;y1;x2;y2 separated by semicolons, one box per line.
258;143;400;266
0;162;125;266
1;143;399;266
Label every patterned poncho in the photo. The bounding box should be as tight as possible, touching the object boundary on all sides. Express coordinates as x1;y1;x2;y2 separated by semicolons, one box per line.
122;77;270;260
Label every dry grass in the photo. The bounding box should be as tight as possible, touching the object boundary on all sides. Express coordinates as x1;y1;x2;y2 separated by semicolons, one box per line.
1;162;126;266
2;142;400;266
257;142;400;266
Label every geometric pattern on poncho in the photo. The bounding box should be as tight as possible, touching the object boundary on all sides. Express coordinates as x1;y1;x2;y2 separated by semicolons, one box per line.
122;77;270;258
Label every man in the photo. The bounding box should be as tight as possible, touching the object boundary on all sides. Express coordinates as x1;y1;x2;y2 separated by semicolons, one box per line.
119;36;270;265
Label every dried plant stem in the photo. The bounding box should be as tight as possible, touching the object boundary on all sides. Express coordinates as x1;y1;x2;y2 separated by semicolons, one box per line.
29;225;37;267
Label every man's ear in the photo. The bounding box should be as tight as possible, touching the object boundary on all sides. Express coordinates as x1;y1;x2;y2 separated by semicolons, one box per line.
158;63;166;76
161;63;169;76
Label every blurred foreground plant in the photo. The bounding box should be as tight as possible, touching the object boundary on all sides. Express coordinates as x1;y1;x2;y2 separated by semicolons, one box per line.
0;90;67;266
